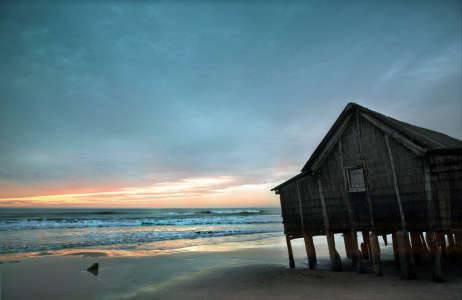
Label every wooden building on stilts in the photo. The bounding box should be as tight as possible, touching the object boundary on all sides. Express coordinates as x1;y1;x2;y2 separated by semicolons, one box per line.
271;103;462;282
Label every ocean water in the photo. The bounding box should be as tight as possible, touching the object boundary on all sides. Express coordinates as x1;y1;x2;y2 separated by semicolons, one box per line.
0;208;283;255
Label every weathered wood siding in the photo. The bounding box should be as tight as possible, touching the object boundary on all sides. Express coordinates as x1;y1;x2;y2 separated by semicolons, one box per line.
428;154;462;230
317;145;350;231
386;136;427;230
279;182;303;236
298;176;325;235
358;115;402;230
339;118;372;229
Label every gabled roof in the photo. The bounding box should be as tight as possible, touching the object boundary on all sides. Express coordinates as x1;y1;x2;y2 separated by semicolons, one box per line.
301;102;461;173
271;102;461;192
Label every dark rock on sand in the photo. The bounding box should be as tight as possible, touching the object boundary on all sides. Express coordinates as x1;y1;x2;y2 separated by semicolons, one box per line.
87;263;99;275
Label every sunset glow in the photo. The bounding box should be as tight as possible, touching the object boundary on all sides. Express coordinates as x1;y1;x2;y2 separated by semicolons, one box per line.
0;177;282;208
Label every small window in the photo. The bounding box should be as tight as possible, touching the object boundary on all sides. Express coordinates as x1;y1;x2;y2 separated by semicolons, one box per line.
346;167;366;192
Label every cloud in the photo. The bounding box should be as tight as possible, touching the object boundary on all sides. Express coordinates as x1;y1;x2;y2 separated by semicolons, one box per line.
0;0;460;205
0;175;288;207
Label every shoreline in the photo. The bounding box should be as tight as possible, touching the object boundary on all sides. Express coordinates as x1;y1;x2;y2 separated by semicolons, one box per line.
2;236;461;299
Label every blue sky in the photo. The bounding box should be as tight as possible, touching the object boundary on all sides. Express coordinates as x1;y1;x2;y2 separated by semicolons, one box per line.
0;0;460;207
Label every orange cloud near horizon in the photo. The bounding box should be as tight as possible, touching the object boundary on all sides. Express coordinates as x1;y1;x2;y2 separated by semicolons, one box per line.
0;177;282;208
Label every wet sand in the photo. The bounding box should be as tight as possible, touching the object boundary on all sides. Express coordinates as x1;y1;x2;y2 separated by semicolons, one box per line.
1;236;461;300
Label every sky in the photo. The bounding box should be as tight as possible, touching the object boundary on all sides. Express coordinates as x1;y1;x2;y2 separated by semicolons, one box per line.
0;0;461;208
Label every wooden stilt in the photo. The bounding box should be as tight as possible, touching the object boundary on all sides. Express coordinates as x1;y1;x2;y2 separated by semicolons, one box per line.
447;234;458;264
344;232;353;258
317;178;342;272
326;231;343;271
410;231;423;266
370;231;383;276
454;233;462;276
351;234;357;266
309;236;317;264
397;230;416;280
363;231;372;257
426;231;442;283
351;230;366;273
382;234;388;247
392;233;400;271
420;232;429;253
438;233;448;260
303;234;316;270
286;234;295;268
339;140;359;273
361;242;369;260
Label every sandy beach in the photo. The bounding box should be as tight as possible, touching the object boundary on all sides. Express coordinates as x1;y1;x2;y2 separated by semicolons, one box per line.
2;236;461;300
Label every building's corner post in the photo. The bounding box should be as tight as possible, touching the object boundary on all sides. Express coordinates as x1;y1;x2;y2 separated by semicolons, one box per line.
426;231;442;282
397;230;417;280
369;231;383;276
286;234;295;268
391;232;401;271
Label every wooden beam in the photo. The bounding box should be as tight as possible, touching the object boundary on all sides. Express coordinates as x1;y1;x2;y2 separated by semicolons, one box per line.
344;232;353;258
410;231;423;266
370;231;383;276
295;179;317;269
356;112;364;158
352;230;366;273
420;233;429;253
339;140;364;273
385;134;406;229
286;234;295;268
392;233;401;271
357;117;376;229
382;234;388;246
361;243;369;260
310;113;353;173
309;236;317;264
318;178;343;271
426;231;442;282
362;231;372;259
295;180;311;269
360;112;427;156
422;158;435;231
397;230;417;280
304;235;317;269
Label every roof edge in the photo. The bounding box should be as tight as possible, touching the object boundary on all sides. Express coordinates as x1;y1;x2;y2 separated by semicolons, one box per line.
270;172;309;191
426;147;462;156
301;102;358;172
